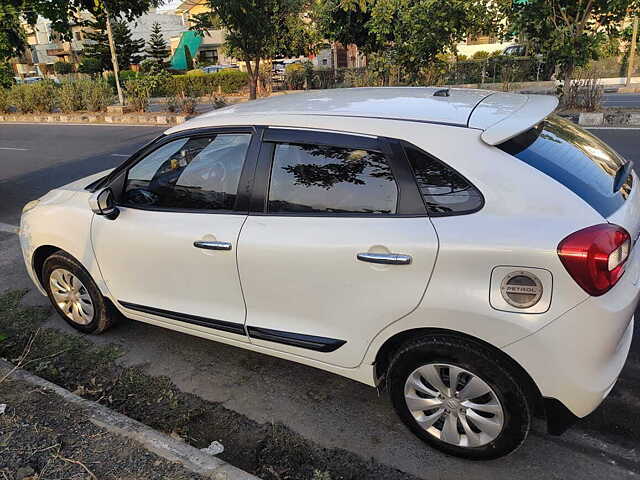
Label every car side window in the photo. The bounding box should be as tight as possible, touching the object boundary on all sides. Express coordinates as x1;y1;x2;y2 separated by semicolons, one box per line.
123;134;251;210
405;145;483;215
267;142;398;215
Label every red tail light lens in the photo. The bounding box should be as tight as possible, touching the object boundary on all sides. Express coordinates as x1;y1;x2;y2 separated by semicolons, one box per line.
557;224;631;296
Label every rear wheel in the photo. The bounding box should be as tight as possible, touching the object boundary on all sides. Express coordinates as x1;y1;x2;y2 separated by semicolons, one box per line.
387;335;531;460
43;251;115;334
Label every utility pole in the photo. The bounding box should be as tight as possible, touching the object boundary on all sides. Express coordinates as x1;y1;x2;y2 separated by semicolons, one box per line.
627;14;638;88
104;9;124;105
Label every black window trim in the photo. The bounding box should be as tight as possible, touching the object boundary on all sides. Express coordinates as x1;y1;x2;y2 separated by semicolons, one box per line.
101;126;264;215
250;127;427;217
401;140;485;217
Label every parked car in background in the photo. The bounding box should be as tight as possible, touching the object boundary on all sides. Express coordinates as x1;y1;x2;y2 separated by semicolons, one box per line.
20;87;638;460
503;45;527;56
201;64;239;74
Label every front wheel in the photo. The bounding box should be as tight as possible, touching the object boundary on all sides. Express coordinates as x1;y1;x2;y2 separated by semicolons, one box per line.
43;251;115;334
387;335;531;460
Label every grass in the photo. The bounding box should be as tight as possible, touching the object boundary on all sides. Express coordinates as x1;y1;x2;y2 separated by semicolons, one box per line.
0;289;418;480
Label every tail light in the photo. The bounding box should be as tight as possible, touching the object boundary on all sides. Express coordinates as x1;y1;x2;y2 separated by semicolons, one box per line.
557;224;631;296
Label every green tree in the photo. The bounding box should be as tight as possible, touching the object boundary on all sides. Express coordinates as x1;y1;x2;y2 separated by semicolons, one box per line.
191;0;317;99
0;62;14;88
314;0;381;54
316;0;501;81
77;57;103;74
502;0;640;96
83;16;145;71
145;21;170;63
54;61;74;74
369;0;500;80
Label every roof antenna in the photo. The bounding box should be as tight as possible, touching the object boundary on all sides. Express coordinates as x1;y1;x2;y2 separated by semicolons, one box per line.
433;88;450;97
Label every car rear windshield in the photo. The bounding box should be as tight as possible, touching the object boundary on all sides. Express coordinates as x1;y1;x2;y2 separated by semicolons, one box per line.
498;115;632;218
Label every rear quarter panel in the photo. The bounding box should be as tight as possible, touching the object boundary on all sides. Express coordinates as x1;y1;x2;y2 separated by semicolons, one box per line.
359;124;605;368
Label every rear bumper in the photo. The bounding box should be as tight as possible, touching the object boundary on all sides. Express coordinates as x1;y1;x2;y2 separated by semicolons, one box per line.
504;265;637;418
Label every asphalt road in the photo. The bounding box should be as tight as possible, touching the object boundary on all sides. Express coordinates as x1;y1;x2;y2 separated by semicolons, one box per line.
1;123;640;479
603;93;640;108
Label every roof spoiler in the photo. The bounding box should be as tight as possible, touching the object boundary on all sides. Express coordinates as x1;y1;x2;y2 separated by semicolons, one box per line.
469;93;559;146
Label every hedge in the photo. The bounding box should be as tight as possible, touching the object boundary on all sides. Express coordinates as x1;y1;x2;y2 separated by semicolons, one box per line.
163;69;249;96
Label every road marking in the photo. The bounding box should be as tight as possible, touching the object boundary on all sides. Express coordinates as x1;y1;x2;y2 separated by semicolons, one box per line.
0;147;28;151
0;222;19;234
111;154;130;157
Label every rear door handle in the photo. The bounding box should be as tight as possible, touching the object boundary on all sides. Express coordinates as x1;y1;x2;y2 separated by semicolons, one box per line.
357;252;412;265
194;240;232;251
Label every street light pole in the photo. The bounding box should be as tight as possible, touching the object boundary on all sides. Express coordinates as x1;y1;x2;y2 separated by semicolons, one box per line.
104;9;124;105
627;14;638;88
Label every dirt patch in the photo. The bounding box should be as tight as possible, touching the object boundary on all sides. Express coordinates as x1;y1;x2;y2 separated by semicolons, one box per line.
0;376;208;480
0;290;419;480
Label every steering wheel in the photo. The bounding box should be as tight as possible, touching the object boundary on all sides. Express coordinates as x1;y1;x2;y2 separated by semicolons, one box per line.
125;188;159;206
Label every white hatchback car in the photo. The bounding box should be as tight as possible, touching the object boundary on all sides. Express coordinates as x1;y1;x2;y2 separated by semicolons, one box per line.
20;88;638;459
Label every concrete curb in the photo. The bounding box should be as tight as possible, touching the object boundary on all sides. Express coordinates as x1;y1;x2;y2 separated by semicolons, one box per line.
0;359;261;480
579;111;640;127
0;113;191;126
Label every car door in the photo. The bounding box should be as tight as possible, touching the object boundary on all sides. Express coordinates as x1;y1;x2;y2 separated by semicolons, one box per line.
92;128;259;342
237;128;439;367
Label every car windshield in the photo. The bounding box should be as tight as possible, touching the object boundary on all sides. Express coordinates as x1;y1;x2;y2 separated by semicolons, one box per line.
498;114;632;217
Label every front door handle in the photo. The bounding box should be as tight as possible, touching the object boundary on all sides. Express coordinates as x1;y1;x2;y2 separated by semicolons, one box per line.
194;240;232;251
357;252;412;265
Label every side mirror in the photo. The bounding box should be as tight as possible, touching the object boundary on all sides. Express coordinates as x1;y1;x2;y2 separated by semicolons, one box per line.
89;188;119;220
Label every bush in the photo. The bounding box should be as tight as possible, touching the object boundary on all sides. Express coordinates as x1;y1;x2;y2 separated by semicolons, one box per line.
0;88;10;113
57;81;84;112
8;81;57;113
167;92;198;114
125;75;161;112
54;61;74;75
165;69;248;96
78;57;103;75
140;58;165;74
471;50;491;60
81;79;114;111
0;62;14;89
284;63;305;90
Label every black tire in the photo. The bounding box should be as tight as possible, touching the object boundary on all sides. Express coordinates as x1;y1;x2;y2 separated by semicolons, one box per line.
42;250;116;334
387;334;531;460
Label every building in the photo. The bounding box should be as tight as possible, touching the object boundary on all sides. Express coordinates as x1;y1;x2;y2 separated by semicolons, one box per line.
127;10;185;48
171;0;234;69
13;14;93;78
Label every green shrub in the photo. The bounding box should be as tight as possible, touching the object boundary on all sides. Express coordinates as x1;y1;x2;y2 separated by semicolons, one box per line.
57;81;84;112
125;76;159;112
55;78;114;112
54;61;74;75
0;88;10;113
165;69;248;96
186;69;205;76
8;81;57;113
81;79;114;111
78;57;102;75
284;63;305;90
0;62;14;89
471;50;491;60
167;92;198;114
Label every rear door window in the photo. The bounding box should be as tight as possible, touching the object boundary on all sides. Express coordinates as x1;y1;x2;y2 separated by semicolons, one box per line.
498;115;632;217
267;143;398;214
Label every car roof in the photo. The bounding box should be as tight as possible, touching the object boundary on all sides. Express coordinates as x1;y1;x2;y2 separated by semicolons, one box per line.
167;87;558;146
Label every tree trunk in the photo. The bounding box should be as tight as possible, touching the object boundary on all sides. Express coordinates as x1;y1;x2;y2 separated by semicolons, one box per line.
246;59;259;100
562;63;575;101
104;10;124;106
